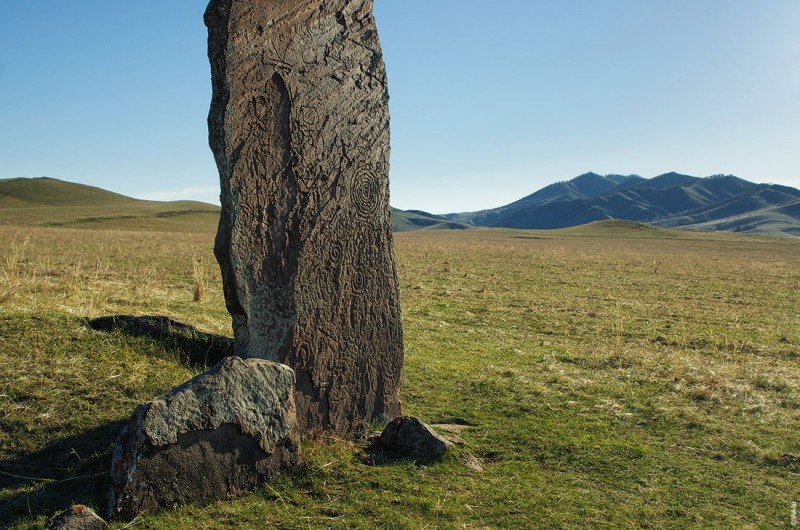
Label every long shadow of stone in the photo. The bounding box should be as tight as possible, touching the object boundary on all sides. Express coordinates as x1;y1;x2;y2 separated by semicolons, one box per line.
86;315;234;368
0;317;233;526
361;434;440;467
362;440;413;466
0;420;125;527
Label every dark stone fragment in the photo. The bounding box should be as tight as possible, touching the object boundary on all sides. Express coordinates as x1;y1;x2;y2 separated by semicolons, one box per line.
379;417;452;461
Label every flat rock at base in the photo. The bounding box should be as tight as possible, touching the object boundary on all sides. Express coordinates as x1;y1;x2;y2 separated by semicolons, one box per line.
48;505;107;530
107;357;300;520
379;417;452;461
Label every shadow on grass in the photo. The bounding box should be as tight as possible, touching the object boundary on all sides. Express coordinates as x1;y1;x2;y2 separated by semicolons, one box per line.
361;435;441;467
0;315;234;526
0;420;125;527
86;315;234;369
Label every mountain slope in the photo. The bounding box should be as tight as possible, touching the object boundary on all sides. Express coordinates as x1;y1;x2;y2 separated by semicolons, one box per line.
446;172;641;226
0;177;140;208
0;177;221;231
392;208;471;232
450;172;800;238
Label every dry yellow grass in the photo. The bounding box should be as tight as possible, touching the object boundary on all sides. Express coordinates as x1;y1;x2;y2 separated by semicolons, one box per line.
0;226;227;333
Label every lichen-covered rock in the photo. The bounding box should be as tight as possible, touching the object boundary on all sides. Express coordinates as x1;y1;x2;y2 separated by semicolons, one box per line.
379;417;452;461
205;0;403;434
107;357;300;519
48;505;108;530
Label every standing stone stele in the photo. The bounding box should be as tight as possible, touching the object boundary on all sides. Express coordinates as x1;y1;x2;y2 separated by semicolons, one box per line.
205;0;403;434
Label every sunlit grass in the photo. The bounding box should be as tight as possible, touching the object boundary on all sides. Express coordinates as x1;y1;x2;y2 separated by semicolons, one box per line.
1;223;798;528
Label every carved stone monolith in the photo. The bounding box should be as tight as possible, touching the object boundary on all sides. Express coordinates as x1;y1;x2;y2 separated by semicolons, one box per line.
205;0;403;434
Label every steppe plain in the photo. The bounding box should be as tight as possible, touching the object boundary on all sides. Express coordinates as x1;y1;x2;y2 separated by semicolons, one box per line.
0;207;798;528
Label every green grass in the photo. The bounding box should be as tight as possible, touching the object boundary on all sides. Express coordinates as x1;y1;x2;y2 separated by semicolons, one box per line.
1;221;798;529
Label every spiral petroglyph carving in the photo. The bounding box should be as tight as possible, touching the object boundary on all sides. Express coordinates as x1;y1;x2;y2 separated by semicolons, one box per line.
351;168;382;219
207;0;403;434
297;343;312;361
328;241;344;263
351;269;367;293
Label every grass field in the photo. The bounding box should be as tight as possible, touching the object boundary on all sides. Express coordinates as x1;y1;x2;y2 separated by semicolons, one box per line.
0;220;798;528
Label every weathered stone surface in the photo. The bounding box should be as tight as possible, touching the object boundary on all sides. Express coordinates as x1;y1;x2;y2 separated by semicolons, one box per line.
205;0;403;434
48;505;108;530
379;417;452;461
107;357;300;519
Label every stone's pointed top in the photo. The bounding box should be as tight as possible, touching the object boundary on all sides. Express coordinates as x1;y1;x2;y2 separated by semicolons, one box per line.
379;417;452;461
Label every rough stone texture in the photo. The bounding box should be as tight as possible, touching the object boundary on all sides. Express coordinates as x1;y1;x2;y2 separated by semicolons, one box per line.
107;357;300;519
48;505;108;530
379;417;452;461
205;0;403;434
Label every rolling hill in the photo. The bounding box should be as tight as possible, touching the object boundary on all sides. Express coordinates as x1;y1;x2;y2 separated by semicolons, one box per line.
0;177;466;233
391;208;471;231
447;172;800;238
0;177;222;232
0;176;139;208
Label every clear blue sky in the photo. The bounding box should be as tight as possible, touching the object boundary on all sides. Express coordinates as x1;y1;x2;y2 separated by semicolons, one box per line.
1;1;798;214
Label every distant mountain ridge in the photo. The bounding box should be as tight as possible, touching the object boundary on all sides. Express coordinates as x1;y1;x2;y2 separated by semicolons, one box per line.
446;172;800;238
4;175;799;237
444;172;635;226
392;209;471;231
